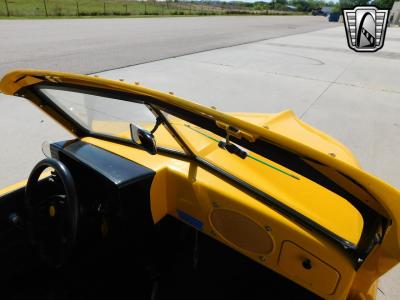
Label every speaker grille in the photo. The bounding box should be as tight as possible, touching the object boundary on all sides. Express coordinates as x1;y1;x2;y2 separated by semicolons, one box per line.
210;209;273;254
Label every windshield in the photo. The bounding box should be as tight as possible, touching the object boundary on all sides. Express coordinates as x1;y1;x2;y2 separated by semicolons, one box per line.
38;85;298;177
38;87;183;151
41;88;156;137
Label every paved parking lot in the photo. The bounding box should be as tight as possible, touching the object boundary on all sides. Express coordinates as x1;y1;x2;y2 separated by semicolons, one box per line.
0;16;335;77
98;26;400;190
0;19;399;298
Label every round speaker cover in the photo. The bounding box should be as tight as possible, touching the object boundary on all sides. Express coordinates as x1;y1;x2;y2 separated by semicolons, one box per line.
210;209;273;254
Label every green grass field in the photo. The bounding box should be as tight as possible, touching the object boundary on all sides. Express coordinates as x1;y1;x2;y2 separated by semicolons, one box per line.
0;0;263;17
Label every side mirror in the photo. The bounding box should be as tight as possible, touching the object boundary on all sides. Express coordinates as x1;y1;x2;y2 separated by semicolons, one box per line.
130;123;157;155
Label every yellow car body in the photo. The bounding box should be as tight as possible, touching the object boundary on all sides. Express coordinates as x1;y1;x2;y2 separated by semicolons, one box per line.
1;69;400;299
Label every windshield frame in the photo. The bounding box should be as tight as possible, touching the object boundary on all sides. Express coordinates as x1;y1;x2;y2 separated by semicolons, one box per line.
31;83;195;159
21;81;382;263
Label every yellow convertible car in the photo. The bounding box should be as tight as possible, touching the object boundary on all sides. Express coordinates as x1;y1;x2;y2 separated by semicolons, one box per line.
0;70;399;300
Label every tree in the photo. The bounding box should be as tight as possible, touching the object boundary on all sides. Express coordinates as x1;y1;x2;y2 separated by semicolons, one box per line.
339;0;371;9
252;1;269;11
371;0;395;9
288;0;328;12
271;0;288;10
291;0;313;12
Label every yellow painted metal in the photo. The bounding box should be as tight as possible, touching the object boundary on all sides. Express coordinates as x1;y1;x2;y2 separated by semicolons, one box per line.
0;171;51;196
0;179;27;197
210;208;274;254
1;69;400;299
169;120;364;245
229;110;361;167
82;136;357;299
279;241;340;295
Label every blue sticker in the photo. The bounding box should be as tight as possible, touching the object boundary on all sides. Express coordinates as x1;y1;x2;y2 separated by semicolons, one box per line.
177;210;203;231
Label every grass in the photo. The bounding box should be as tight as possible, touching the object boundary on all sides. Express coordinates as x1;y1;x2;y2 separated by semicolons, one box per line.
0;0;302;18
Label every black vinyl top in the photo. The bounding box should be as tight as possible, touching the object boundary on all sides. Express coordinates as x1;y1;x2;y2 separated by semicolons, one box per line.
52;140;155;188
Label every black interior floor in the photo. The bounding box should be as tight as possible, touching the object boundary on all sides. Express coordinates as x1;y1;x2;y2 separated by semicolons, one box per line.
4;217;321;300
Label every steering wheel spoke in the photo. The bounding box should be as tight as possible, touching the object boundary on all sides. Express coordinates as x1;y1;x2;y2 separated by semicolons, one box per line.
25;158;79;268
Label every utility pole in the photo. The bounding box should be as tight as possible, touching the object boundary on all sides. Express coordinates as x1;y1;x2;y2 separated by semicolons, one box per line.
4;0;10;16
43;0;48;16
76;0;79;16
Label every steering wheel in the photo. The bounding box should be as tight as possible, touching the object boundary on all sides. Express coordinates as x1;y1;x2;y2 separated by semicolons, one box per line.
25;158;79;267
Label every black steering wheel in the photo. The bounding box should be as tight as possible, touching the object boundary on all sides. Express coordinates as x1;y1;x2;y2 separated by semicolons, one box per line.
25;158;79;267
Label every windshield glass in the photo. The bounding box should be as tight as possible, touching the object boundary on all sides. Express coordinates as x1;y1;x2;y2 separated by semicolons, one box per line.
39;87;183;151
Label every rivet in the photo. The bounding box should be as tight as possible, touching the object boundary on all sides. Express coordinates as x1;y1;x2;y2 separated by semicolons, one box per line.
134;82;140;85
265;226;272;232
328;152;336;158
259;256;266;262
211;106;217;110
119;79;124;82
168;91;174;95
263;125;269;129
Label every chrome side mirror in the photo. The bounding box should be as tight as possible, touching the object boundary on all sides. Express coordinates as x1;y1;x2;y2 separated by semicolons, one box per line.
41;141;51;158
130;123;157;155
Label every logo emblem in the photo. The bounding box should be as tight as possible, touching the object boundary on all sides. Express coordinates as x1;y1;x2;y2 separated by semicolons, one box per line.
343;6;389;52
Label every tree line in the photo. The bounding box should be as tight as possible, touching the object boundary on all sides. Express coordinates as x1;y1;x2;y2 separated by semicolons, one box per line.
239;0;396;12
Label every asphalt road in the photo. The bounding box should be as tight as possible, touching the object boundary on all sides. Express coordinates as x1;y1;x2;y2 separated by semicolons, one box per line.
0;16;335;77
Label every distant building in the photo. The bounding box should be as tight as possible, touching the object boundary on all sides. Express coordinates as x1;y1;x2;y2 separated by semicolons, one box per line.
389;1;400;25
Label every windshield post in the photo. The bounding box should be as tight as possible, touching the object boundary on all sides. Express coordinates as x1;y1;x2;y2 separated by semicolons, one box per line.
146;104;196;158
